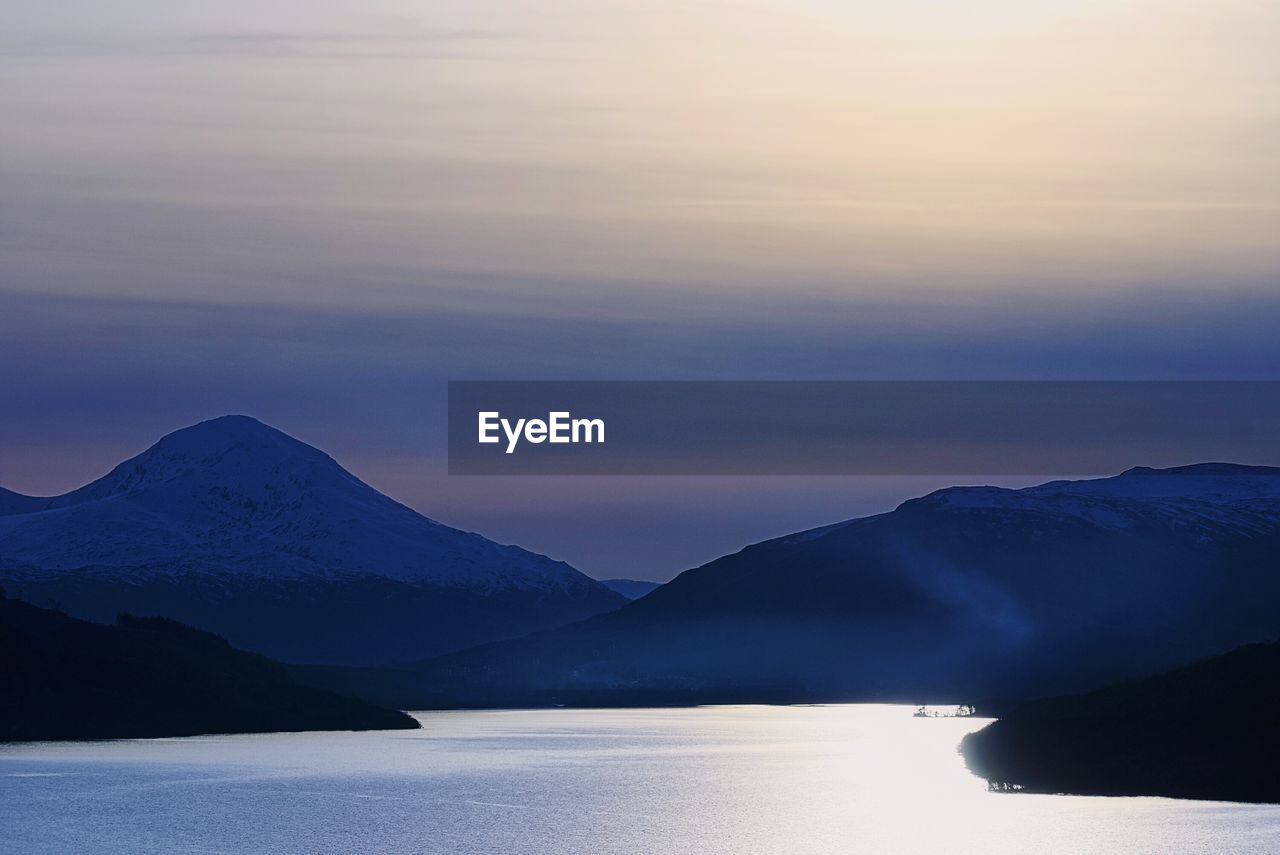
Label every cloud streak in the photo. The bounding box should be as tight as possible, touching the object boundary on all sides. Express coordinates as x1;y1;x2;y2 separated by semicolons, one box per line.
3;0;1279;576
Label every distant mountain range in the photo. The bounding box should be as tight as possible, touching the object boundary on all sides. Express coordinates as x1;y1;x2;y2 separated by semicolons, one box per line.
0;416;624;665
0;593;417;740
962;637;1280;803
5;421;1278;711
411;464;1280;707
600;578;662;600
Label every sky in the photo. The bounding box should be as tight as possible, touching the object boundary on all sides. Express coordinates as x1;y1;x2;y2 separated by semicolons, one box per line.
2;0;1279;580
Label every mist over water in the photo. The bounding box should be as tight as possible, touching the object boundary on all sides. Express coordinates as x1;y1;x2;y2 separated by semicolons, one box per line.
2;706;1277;854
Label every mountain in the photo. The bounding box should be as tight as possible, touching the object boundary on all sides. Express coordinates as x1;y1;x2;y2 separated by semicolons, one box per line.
0;487;45;517
961;639;1280;803
0;592;418;740
412;464;1280;707
600;578;662;600
0;416;625;665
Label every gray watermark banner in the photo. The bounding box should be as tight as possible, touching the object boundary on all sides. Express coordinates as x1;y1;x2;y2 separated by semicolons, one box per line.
447;381;1280;475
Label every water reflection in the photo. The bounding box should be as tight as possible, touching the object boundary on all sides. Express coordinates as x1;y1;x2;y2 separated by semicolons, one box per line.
1;705;1277;854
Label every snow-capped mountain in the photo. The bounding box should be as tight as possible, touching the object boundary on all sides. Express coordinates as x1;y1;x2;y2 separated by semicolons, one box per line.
415;464;1280;707
0;416;625;664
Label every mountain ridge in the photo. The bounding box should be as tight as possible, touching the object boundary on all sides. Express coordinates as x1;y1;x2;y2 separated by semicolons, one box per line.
600;578;663;600
0;415;594;591
0;592;420;741
0;415;626;664
409;462;1280;707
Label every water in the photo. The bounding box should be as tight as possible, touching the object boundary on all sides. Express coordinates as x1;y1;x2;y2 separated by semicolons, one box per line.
2;705;1277;854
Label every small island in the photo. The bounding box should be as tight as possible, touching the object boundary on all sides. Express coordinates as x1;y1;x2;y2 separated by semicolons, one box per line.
0;592;419;741
961;640;1280;804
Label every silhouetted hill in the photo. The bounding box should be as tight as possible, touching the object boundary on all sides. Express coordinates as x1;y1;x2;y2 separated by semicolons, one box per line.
0;592;418;741
0;415;624;665
600;578;662;599
961;640;1280;803
288;663;460;712
411;464;1280;707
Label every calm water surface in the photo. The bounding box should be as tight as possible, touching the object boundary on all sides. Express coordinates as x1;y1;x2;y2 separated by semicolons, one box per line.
2;705;1277;854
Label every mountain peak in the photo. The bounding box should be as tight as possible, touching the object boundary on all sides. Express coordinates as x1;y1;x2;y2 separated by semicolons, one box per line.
1;414;616;596
46;415;342;509
149;415;326;461
1118;462;1280;478
1034;462;1280;501
179;413;274;434
893;462;1280;521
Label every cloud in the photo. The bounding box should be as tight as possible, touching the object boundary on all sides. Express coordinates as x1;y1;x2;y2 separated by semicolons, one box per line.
4;0;1279;576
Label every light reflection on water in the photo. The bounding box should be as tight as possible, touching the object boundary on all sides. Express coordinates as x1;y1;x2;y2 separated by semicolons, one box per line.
1;705;1277;854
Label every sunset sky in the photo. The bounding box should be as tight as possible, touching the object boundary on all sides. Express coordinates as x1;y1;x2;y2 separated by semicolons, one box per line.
3;0;1279;578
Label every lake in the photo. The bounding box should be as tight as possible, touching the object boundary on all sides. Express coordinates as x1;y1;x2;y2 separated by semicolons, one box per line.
2;705;1277;854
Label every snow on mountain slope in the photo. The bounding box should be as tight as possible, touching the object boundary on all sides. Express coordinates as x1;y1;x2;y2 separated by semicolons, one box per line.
906;464;1280;535
0;416;625;664
0;415;593;592
412;463;1280;707
1027;463;1280;501
0;487;45;517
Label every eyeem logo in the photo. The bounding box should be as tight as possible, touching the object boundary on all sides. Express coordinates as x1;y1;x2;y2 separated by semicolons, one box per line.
478;411;605;454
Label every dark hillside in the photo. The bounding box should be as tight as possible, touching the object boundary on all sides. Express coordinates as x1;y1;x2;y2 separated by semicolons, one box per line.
0;593;418;741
